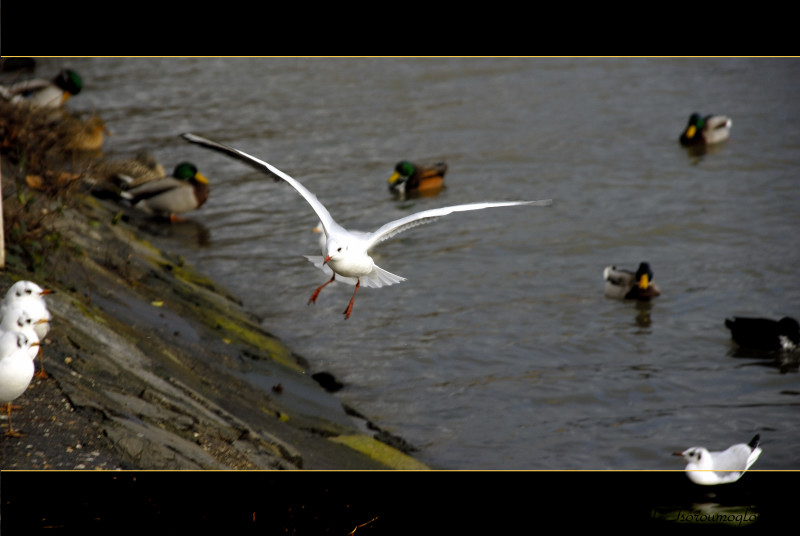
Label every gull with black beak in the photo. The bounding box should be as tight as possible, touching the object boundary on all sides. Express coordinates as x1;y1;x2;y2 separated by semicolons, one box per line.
182;133;552;319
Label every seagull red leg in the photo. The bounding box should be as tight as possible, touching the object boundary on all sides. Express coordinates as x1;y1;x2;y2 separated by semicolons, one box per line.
343;280;361;319
308;274;336;305
34;347;48;379
5;402;23;438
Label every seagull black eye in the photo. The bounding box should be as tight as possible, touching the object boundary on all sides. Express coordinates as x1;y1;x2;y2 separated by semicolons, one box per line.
337;247;342;252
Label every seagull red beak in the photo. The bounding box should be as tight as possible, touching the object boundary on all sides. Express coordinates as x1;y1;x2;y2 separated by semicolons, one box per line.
323;255;332;265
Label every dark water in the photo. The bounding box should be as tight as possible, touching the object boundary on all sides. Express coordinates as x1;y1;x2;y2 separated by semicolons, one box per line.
26;57;800;470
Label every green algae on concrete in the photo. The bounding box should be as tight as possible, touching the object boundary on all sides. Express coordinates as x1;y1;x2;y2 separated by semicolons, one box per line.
330;434;429;470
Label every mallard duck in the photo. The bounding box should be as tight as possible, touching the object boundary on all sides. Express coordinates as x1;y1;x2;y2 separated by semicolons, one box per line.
95;151;167;189
388;160;448;197
90;152;166;200
0;68;83;110
679;113;732;146
725;316;800;351
119;162;210;221
603;262;661;300
121;151;167;185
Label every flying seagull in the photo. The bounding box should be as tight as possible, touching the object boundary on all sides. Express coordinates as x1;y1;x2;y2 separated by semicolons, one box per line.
182;133;551;319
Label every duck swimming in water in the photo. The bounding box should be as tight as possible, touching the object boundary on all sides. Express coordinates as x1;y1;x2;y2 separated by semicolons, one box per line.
603;262;661;300
679;112;732;146
388;160;448;198
725;316;799;351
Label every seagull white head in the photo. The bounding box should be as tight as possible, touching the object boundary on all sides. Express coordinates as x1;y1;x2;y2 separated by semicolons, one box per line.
0;331;39;358
0;307;44;360
2;280;52;304
1;307;45;334
324;236;346;265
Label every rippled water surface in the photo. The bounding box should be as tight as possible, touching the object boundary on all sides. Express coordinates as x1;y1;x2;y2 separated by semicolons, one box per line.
33;57;800;469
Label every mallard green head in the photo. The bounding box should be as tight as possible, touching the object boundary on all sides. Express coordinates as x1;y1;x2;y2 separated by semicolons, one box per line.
173;162;209;184
54;69;83;97
388;161;415;186
681;113;703;141
395;161;415;178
